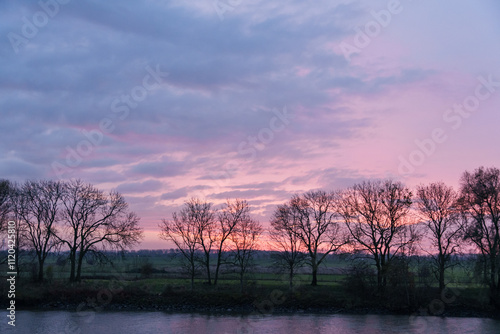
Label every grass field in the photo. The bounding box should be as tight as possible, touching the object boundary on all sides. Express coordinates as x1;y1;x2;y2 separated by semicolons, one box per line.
5;250;486;287
1;250;497;318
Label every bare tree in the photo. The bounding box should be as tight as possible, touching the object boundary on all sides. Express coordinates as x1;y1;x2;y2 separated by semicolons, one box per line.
0;179;11;234
269;203;307;290
213;199;248;285
16;180;64;282
416;182;462;292
189;198;216;285
162;198;250;286
5;182;29;276
284;190;346;286
230;217;262;292
159;201;201;290
59;180;143;282
338;180;418;292
0;179;12;265
459;166;500;305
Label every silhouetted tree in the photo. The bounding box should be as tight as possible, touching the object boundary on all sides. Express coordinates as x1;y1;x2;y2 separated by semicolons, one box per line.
230;217;262;292
0;179;11;234
15;180;64;282
189;198;216;285
0;179;13;266
417;182;462;292
214;199;249;285
159;201;201;290
283;190;346;286
58;180;143;282
6;182;29;276
459;166;500;305
338;180;418;293
270;203;307;290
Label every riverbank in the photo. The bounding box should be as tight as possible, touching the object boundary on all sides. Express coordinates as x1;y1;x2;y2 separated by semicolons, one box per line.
19;301;500;320
3;279;499;319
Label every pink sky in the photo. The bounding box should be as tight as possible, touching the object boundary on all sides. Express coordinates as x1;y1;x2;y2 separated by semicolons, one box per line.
1;1;500;249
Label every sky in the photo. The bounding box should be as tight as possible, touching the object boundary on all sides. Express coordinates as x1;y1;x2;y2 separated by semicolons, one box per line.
1;0;500;249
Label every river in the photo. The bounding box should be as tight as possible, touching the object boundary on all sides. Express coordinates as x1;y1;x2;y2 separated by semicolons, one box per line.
1;311;499;333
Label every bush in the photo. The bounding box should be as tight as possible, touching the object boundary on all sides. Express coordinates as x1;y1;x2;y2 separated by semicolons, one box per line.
46;265;54;282
385;257;416;309
140;262;154;278
343;261;376;297
417;262;433;287
386;257;414;288
30;263;38;282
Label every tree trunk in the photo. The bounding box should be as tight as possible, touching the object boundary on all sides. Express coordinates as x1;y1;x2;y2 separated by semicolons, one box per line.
14;247;20;278
439;264;445;292
214;250;223;285
205;256;211;285
189;256;195;291
311;263;318;286
376;264;382;292
38;257;45;282
15;227;21;278
380;256;388;293
76;252;85;282
374;253;383;292
69;249;76;282
289;268;294;290
484;258;488;286
490;254;498;306
497;266;500;291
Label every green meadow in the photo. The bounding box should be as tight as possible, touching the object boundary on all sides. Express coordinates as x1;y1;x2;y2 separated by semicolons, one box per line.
1;250;497;318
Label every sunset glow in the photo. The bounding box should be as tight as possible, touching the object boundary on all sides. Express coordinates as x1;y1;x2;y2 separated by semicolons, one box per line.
2;1;500;249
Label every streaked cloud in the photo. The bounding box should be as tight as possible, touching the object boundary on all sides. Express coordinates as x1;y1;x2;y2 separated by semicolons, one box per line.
1;0;500;248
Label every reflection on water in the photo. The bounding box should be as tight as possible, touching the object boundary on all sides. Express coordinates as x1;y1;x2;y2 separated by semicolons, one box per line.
1;311;499;334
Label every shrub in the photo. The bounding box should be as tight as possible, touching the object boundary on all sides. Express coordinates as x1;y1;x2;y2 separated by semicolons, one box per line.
343;261;376;297
46;265;54;282
140;262;154;278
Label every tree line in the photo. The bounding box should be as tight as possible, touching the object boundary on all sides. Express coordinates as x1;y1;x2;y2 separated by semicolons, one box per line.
159;166;500;307
0;179;143;282
0;166;499;307
159;198;262;292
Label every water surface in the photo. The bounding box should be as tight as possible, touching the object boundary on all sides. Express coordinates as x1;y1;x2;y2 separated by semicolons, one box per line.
2;311;499;333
